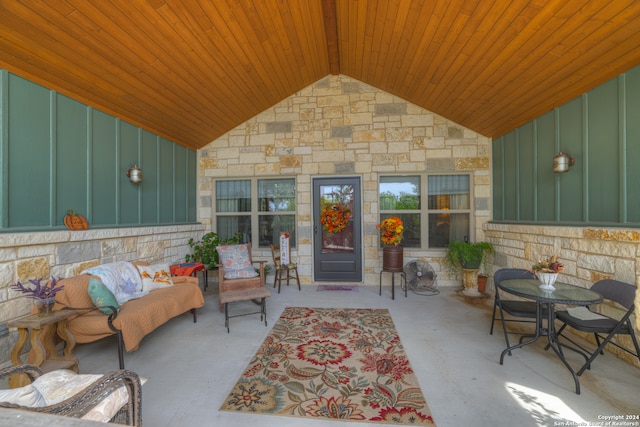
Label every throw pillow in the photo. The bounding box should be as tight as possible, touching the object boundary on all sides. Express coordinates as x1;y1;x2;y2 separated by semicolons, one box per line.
82;262;146;305
87;278;120;315
137;263;174;292
0;384;46;407
216;243;259;280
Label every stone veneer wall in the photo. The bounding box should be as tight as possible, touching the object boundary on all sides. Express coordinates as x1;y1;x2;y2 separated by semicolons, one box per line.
0;224;204;364
198;75;492;285
485;222;640;367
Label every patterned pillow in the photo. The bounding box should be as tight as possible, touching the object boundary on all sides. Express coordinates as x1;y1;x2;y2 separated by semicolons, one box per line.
87;278;120;315
216;243;259;279
137;263;174;292
82;262;146;305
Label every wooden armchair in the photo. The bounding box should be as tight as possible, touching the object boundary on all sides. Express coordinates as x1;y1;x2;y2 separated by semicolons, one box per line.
0;364;142;426
216;243;271;332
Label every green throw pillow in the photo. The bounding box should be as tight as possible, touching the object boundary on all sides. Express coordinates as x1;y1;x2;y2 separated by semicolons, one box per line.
87;278;119;315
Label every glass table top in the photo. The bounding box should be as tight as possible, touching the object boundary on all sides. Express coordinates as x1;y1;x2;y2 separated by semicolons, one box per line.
500;279;603;305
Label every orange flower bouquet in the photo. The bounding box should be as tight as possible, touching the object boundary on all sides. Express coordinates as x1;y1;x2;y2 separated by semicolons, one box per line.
377;216;404;246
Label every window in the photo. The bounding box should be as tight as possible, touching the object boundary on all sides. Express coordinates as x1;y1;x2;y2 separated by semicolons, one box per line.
215;178;296;248
379;174;470;248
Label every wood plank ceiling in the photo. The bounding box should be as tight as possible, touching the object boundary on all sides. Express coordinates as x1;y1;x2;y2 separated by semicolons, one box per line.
0;0;639;150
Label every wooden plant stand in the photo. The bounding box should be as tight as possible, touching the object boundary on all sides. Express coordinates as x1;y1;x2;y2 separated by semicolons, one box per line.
8;310;78;388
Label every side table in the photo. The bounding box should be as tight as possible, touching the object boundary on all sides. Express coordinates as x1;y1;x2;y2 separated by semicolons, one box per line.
379;269;407;300
8;310;78;388
170;262;207;289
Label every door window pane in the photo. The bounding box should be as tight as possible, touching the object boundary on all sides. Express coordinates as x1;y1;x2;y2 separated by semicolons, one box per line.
319;184;355;253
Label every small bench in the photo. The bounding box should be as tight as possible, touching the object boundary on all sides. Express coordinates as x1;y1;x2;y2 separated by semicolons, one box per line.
219;288;271;333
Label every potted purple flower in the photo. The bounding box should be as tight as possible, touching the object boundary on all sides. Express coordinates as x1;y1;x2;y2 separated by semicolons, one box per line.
11;277;64;316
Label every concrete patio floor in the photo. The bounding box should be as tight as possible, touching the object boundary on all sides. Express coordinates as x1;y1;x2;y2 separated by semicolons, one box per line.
69;280;640;427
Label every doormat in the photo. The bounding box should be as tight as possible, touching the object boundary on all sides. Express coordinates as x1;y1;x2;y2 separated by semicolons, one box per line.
219;307;435;425
316;284;359;292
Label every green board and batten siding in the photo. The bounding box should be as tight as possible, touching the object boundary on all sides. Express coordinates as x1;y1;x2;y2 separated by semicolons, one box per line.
493;65;640;227
0;70;197;231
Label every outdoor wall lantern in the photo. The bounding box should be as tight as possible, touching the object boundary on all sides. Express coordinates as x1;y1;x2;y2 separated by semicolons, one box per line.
553;152;575;173
126;165;143;183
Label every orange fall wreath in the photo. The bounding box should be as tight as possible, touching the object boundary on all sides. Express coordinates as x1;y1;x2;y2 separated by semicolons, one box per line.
320;205;351;234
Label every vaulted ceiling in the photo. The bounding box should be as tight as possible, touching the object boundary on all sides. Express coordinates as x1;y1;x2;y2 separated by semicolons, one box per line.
1;1;639;150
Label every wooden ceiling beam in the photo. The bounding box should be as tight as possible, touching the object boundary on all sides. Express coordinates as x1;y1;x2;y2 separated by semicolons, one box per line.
322;0;340;75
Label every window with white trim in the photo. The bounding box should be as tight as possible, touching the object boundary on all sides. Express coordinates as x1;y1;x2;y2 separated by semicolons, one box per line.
215;178;296;248
379;174;471;248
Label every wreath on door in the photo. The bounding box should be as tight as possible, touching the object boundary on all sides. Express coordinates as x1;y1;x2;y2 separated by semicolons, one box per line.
320;205;351;234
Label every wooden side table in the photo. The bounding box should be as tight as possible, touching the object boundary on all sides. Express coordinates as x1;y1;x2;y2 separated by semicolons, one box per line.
8;310;78;388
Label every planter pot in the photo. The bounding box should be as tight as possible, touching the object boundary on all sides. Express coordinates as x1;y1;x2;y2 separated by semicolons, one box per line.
35;297;55;317
477;275;488;293
537;272;558;290
462;268;482;296
382;245;403;271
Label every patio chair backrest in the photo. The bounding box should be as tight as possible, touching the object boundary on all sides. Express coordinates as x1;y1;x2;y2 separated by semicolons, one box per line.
494;268;536;286
590;279;636;310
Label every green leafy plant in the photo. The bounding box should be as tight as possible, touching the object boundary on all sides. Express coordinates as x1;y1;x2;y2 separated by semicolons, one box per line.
444;240;494;277
185;232;241;270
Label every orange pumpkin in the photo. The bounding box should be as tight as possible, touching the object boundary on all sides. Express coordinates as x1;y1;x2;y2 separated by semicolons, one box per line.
64;210;89;230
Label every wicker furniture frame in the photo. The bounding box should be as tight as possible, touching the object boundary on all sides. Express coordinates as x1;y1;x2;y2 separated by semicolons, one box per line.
0;364;142;426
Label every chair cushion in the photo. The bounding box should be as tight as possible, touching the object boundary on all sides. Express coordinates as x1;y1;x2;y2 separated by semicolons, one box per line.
137;263;174;291
88;278;120;315
32;369;130;423
556;310;621;333
0;384;46;407
217;243;259;279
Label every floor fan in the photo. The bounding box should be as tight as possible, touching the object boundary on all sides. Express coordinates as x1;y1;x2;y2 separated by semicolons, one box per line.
403;258;439;295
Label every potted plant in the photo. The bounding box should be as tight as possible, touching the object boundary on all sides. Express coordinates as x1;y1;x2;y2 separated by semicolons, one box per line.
377;216;404;271
444;240;494;296
530;255;564;290
185;231;241;270
11;277;64;316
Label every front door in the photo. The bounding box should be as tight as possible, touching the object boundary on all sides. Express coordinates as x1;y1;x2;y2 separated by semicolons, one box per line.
313;177;362;282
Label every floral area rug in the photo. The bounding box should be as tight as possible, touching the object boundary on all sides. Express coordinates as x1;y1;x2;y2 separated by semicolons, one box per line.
219;307;435;425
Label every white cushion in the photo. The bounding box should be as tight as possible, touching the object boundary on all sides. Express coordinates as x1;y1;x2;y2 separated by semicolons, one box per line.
137;263;174;291
0;384;46;407
32;370;130;422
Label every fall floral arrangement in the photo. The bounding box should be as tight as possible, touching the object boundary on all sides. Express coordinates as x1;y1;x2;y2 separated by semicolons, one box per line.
11;277;64;300
531;255;564;275
320;205;351;234
377;216;404;246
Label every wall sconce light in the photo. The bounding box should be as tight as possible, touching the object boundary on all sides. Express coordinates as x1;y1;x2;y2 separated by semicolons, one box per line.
553;152;575;173
126;165;142;183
